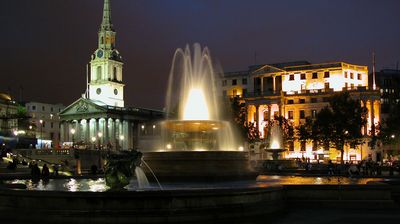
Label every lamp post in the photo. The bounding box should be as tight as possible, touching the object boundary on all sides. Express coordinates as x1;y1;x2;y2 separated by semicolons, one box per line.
91;136;96;150
70;128;76;148
39;119;43;149
97;132;103;150
119;135;124;150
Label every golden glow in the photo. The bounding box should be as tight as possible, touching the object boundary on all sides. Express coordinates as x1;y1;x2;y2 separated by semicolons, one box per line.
183;88;210;120
270;140;280;149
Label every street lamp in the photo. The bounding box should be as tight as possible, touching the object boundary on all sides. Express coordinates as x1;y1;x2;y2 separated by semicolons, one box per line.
91;136;96;150
119;135;124;150
97;132;103;150
39;119;43;149
70;128;76;148
391;134;395;139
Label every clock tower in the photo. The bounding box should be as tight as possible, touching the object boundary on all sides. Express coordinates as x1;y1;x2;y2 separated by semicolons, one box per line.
89;0;124;107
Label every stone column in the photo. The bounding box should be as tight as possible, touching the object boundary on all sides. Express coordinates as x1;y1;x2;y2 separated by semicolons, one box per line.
255;105;260;130
105;118;109;146
273;76;276;93
60;121;65;145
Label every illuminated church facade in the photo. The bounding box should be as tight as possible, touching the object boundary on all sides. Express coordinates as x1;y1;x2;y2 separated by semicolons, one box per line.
222;61;381;162
59;0;163;150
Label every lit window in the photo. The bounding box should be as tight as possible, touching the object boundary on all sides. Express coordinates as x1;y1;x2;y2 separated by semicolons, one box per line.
344;72;348;78
300;110;305;119
311;110;317;118
350;73;354;79
312;73;318;79
288;111;294;119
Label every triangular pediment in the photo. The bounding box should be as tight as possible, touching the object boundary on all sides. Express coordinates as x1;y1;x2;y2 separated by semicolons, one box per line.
251;65;286;76
59;98;107;116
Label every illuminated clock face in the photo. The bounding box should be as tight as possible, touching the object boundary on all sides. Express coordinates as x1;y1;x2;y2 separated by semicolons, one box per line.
97;50;103;58
96;88;101;95
114;89;118;95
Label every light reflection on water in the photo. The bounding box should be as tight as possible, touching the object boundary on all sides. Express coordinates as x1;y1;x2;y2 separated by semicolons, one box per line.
5;176;383;192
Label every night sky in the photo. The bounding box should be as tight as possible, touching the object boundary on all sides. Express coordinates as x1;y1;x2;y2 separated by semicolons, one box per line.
1;0;399;109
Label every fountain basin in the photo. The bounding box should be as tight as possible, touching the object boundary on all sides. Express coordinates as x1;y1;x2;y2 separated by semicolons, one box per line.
0;185;283;224
143;151;258;181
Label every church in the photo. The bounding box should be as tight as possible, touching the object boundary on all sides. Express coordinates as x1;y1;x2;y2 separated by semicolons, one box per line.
59;0;163;150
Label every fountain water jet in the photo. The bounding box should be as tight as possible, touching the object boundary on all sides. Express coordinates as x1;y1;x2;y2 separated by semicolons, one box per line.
143;43;256;181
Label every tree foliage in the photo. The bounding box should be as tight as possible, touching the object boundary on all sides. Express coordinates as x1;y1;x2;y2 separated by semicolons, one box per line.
297;92;367;163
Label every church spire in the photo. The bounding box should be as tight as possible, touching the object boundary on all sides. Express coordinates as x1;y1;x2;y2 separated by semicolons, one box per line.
100;0;113;31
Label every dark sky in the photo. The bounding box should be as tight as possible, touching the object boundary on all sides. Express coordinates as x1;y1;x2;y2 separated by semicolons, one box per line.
1;0;399;109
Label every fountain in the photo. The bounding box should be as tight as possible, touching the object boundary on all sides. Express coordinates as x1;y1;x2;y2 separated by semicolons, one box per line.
142;43;256;181
266;122;286;160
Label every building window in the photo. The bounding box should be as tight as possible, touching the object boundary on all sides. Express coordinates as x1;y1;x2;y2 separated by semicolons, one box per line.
323;97;330;102
311;98;317;103
242;78;247;85
325;82;330;89
344;71;348;78
324;71;330;78
300;141;306;151
242;88;247;96
222;90;227;96
299;99;305;104
289;141;294;151
288;111;294;119
232;79;237;86
300;73;306;80
345;83;348;89
42;106;45;111
300;110;305;119
222;80;227;86
350;73;354;79
50;107;53;112
289;74;294;81
357;73;362;80
113;67;117;80
50;122;54;128
42;121;45;128
287;99;294;104
312;72;318;79
97;66;102;80
311;110;317;118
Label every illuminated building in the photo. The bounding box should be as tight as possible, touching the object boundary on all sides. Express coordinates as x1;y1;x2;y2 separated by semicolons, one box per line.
223;61;381;162
59;0;163;150
25;102;65;148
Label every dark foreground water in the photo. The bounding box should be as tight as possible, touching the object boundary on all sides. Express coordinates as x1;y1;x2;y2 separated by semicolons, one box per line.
5;175;384;192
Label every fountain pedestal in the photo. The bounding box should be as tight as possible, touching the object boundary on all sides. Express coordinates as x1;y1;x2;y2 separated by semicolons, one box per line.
143;151;257;181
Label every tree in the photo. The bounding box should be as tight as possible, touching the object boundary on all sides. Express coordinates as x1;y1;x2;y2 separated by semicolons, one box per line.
313;92;367;163
379;102;400;147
